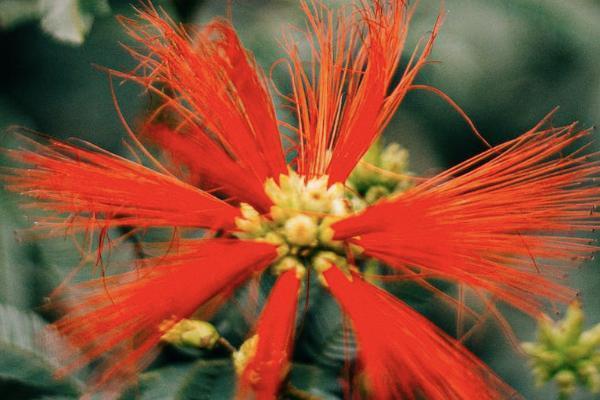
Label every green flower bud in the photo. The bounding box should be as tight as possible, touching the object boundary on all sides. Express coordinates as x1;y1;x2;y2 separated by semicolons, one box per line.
555;370;577;395
347;140;412;198
380;143;409;174
330;198;351;216
558;302;585;347
531;366;550;386
301;176;329;212
264;177;284;204
235;203;264;237
580;325;600;350
160;319;220;349
312;251;345;273
365;185;390;204
523;302;600;398
272;256;306;279
240;202;259;220
284;214;318;246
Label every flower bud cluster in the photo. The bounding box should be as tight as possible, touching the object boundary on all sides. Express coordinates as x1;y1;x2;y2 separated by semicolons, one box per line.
348;140;412;205
522;303;600;397
235;170;358;279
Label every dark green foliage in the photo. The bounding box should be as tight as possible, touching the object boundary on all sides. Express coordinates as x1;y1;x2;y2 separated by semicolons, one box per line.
0;1;598;399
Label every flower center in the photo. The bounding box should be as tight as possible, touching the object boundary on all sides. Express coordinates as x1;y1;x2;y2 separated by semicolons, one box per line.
234;170;357;278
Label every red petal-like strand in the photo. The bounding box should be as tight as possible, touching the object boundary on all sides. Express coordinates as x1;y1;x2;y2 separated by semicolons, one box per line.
3;137;239;232
50;239;278;392
118;7;286;210
333;124;600;315
323;267;517;400
143;124;271;207
239;269;301;399
286;0;440;182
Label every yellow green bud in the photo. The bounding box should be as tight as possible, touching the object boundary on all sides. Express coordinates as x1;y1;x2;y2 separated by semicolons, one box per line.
233;335;258;376
313;251;344;273
272;256;306;279
555;370;577;395
523;302;600;398
558;302;585;347
365;185;390;204
284;214;318;246
240;202;259;220
380;143;409;173
160;319;220;349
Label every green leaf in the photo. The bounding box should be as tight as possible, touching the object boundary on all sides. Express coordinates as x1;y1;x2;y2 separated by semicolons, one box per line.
299;284;356;370
0;303;80;396
0;191;35;309
288;363;341;399
175;359;236;400
0;98;37;309
121;363;195;400
39;0;110;45
122;359;236;400
79;0;110;16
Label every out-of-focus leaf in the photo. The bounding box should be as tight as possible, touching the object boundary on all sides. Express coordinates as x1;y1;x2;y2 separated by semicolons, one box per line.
79;0;110;16
175;359;236;400
120;363;195;400
123;359;236;400
0;98;37;310
210;275;276;345
0;191;35;309
0;303;80;396
0;95;34;134
39;0;110;45
288;363;341;399
0;0;40;29
298;283;356;370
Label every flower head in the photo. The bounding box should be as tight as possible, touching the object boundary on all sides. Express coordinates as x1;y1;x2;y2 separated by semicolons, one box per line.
523;302;600;397
2;1;599;399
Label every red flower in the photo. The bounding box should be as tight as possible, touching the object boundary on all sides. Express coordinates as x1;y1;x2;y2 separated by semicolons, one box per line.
3;1;599;399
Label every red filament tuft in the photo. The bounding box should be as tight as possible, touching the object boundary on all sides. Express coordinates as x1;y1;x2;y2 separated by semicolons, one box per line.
239;269;301;399
323;266;518;399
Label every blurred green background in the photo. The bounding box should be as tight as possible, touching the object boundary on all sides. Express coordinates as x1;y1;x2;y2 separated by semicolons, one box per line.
0;0;598;399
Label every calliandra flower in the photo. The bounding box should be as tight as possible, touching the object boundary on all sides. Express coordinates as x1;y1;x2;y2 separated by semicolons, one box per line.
2;0;599;399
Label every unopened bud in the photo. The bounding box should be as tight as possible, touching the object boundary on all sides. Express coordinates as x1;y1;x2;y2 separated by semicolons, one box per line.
330;198;351;216
313;251;341;273
264;177;284;204
240;203;259;220
301;176;330;212
365;185;390;204
272;256;306;279
380;143;409;173
284;214;318;246
160;319;220;349
555;370;577;395
523;302;600;397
